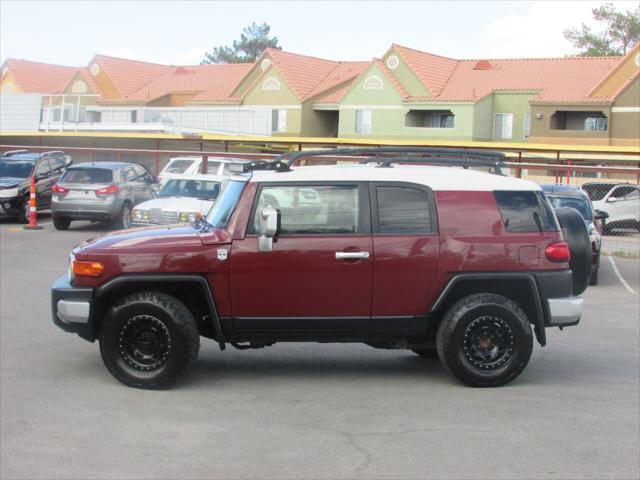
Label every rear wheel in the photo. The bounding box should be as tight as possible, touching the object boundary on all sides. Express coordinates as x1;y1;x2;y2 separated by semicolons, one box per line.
436;293;533;387
53;216;71;231
113;202;132;229
99;292;200;389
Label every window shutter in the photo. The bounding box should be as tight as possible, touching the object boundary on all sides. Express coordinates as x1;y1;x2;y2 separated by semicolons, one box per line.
277;109;287;132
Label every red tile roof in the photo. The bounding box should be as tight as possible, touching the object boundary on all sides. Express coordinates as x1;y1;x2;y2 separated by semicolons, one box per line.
72;67;106;98
92;54;172;97
2;58;78;93
305;61;369;101
373;59;411;98
392;44;458;96
128;63;252;102
313;83;353;105
262;49;340;101
437;56;620;103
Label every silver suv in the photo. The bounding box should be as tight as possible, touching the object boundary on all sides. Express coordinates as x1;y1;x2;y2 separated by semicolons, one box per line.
51;162;157;230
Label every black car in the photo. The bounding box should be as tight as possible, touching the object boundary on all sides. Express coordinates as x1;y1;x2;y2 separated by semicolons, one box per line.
541;183;608;285
0;150;72;223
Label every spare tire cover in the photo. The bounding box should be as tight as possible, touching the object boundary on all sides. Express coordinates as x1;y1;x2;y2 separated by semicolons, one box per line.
555;207;592;296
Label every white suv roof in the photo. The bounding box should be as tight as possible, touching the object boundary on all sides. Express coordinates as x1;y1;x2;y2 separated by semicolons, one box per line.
248;164;541;192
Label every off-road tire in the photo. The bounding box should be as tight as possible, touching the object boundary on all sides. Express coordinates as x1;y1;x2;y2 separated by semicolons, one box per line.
411;347;439;358
436;293;533;388
53;216;71;231
555;207;592;295
99;292;200;389
113;202;132;230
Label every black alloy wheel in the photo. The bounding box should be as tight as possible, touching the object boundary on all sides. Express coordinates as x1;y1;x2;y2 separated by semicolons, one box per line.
118;314;172;372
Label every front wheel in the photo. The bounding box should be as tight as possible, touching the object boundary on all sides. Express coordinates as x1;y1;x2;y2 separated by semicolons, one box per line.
99;292;200;389
18;198;29;223
436;293;533;387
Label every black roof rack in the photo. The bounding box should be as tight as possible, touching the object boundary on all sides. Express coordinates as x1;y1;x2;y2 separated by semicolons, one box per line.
274;147;507;174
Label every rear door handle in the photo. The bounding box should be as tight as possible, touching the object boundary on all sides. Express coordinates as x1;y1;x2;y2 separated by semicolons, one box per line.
335;251;370;260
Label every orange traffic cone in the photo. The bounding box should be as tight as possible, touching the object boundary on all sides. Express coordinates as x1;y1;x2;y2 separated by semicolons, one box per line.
23;175;42;230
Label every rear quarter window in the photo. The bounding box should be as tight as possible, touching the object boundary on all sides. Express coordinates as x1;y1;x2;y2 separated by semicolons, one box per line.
494;190;558;233
61;168;113;184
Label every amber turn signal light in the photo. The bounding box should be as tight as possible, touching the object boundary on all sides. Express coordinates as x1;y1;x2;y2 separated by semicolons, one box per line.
72;260;104;277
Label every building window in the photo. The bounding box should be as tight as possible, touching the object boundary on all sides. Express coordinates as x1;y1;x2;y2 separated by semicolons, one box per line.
524;113;531;138
494;113;513;140
262;77;281;91
585;116;607;131
550;111;608;131
271;109;287;132
355;109;372;134
261;59;272;71
90;63;100;76
405;110;454;128
386;55;400;70
363;75;384;90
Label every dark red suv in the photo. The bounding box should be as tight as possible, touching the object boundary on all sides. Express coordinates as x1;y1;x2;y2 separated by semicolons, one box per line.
51;148;591;389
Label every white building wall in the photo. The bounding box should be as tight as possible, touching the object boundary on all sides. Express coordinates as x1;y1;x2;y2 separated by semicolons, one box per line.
0;94;42;132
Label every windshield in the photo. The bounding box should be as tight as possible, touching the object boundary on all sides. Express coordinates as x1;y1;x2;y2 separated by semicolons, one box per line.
0;160;34;178
160;179;220;200
61;168;113;184
163;159;195;174
206;180;246;228
546;195;593;221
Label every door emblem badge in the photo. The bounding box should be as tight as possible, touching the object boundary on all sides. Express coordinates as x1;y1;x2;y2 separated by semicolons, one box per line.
217;249;228;261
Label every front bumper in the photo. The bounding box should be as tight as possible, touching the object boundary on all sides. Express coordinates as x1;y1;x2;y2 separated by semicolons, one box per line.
547;297;583;326
51;275;95;341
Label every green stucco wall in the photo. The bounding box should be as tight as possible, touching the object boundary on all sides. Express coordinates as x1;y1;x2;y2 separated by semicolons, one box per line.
381;50;430;97
242;66;301;134
472;94;493;140
491;92;537;140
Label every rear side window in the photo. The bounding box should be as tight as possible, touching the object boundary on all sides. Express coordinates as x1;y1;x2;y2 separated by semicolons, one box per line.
494;191;558;232
376;186;432;234
61;168;113;184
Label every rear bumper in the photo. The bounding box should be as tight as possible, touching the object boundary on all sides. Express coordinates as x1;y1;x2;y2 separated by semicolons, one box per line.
547;297;583;326
51;275;95;341
52;198;120;220
533;270;582;327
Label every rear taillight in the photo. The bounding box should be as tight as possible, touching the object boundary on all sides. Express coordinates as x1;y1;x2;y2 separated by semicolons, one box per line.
52;184;69;193
96;184;119;195
545;242;570;262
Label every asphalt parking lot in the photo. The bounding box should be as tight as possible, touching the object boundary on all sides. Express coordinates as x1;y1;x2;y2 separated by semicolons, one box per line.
1;214;639;480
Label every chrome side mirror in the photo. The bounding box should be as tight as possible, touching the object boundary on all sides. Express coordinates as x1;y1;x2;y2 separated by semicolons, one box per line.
607;196;619;203
258;206;280;252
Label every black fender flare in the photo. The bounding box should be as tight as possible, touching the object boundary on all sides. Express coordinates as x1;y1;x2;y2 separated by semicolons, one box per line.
95;274;225;350
555;207;591;296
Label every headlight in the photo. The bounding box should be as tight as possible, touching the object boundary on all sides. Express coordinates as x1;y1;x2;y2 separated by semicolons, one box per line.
0;187;19;198
68;252;75;282
133;209;150;220
179;212;201;222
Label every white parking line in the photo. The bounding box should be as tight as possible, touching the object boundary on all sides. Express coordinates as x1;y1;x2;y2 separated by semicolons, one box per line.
608;256;636;295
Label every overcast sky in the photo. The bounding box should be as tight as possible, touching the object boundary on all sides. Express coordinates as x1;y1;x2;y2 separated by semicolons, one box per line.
1;1;637;67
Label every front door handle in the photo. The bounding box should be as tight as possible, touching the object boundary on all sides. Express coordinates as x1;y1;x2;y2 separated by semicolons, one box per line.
335;251;370;260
